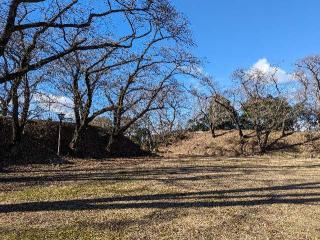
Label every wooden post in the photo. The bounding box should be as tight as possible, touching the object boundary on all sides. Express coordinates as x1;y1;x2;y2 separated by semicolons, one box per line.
57;113;65;156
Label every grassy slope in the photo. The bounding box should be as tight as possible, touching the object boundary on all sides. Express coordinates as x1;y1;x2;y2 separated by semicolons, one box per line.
1;157;320;240
160;130;320;158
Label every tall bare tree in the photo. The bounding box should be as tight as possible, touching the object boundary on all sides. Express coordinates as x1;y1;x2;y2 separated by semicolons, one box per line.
52;47;134;153
295;55;320;126
191;77;244;140
105;52;197;152
209;94;236;138
104;37;197;152
232;67;297;153
0;28;45;155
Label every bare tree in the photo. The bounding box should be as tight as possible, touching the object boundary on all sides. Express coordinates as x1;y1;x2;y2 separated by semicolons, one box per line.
191;77;244;140
104;48;197;152
295;55;320;127
52;47;136;153
126;87;187;152
6;71;44;155
209;94;235;138
0;28;46;155
87;2;198;153
105;61;195;153
232;67;296;153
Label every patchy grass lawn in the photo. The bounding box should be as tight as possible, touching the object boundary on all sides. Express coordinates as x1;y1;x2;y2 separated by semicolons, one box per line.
0;156;320;240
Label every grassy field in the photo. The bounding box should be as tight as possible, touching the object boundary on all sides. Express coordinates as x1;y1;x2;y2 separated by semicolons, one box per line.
1;156;320;240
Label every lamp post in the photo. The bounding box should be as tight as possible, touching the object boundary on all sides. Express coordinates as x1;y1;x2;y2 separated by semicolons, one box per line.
57;113;65;156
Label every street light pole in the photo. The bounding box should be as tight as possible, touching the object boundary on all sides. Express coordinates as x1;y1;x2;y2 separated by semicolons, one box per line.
57;113;65;156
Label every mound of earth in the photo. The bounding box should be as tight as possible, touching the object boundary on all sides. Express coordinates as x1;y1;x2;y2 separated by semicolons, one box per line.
160;130;320;158
0;117;148;165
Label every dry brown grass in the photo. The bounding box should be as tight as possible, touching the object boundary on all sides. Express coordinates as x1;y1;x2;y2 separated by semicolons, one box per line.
160;130;320;158
1;156;320;240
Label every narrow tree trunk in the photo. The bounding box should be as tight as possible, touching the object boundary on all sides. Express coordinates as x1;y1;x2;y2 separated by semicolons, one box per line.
107;133;116;153
281;119;286;137
255;127;264;154
259;132;270;154
238;127;244;141
146;129;155;151
210;123;216;138
232;113;244;141
107;110;121;153
10;80;21;157
69;130;79;153
69;128;81;153
11;122;23;157
10;74;30;158
69;126;84;154
12;123;23;144
237;124;245;154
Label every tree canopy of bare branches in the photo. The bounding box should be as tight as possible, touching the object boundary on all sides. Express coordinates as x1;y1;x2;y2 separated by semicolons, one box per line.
0;0;199;157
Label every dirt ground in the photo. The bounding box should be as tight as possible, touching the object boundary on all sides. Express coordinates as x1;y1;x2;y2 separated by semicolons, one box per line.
1;156;320;240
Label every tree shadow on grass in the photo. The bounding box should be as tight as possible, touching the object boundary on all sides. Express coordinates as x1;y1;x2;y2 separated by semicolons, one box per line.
1;182;320;213
2;162;320;185
78;208;185;232
1;160;320;187
267;133;320;154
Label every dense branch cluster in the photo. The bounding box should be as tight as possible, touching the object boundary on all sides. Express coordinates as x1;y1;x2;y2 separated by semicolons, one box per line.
0;0;198;156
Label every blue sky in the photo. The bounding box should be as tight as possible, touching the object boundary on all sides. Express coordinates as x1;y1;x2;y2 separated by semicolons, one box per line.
173;0;320;85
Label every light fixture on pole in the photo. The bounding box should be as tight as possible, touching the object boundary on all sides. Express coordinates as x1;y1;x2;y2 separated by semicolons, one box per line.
57;113;65;156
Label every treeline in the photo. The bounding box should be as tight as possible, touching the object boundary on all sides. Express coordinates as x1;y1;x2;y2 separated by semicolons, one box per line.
0;0;199;158
190;56;320;153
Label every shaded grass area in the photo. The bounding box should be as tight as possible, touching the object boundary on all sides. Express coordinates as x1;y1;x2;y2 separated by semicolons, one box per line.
1;157;320;239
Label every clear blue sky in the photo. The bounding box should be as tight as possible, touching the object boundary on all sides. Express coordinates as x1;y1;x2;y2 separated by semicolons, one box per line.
173;0;320;85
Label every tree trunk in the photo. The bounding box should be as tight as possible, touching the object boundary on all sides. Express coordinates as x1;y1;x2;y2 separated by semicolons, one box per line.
146;129;155;151
69;126;84;155
238;127;244;141
10;75;30;158
281;118;286;137
259;132;270;154
210;123;216;138
69;131;79;153
107;111;121;154
11;122;23;157
255;127;264;154
10;80;22;157
107;129;123;154
107;133;116;153
234;116;244;141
